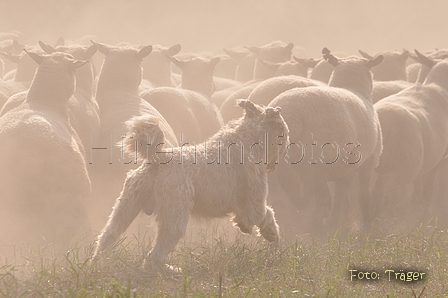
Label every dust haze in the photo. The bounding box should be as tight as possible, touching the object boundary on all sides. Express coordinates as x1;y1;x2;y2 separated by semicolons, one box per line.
0;0;447;251
1;0;446;57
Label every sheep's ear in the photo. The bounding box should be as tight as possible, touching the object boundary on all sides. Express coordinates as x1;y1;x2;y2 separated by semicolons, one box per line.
322;47;339;67
1;44;13;52
0;51;20;64
258;59;280;71
367;55;384;69
138;45;153;60
223;48;249;61
71;60;89;70
414;50;436;69
39;41;56;54
294;57;320;68
209;57;220;69
358;49;373;59
54;37;65;47
168;56;185;70
83;44;97;60
283;42;294;57
12;40;24;51
24;49;44;65
237;99;260;117
408;52;419;62
91;40;110;55
245;46;260;56
166;44;181;57
398;50;409;64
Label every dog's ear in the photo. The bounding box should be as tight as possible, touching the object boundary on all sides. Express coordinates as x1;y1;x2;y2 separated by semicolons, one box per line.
237;99;261;118
264;106;281;117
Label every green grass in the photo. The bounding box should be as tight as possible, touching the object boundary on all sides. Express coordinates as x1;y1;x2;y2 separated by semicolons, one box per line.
1;220;447;297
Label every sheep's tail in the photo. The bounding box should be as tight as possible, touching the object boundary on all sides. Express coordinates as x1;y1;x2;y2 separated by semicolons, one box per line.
92;168;149;260
123;115;165;162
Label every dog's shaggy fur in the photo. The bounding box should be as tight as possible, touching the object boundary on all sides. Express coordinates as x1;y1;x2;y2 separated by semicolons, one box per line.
92;100;289;269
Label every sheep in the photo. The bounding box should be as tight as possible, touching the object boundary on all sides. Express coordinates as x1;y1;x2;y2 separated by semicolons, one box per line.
268;48;383;231
372;51;448;224
169;55;221;97
38;41;100;153
214;41;295;116
220;75;323;123
372;80;413;104
213;52;240;80
1;41;100;153
0;39;24;78
140;43;181;88
89;41;178;229
141;55;224;144
223;47;256;82
248;41;294;81
408;49;448;84
92;99;290;271
0;50;91;245
0;43;41;108
358;49;409;81
257;58;309;78
358;49;415;103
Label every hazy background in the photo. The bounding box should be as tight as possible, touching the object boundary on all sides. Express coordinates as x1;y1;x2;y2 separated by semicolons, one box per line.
1;0;446;58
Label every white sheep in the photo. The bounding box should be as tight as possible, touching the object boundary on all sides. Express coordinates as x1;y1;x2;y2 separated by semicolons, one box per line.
39;41;100;153
358;50;414;103
372;51;448;224
141;55;224;144
140;43;181;88
220;75;323;123
358;49;409;81
223;47;256;82
92;99;289;271
0;43;41;109
268;48;383;230
0;50;91;245
215;41;295;116
89;41;178;230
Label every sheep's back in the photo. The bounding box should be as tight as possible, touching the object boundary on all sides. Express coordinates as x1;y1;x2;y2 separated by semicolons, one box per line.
269;86;379;180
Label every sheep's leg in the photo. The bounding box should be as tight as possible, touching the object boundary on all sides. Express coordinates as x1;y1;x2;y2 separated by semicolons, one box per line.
371;173;390;219
309;179;332;231
411;165;439;223
277;165;309;209
326;173;355;230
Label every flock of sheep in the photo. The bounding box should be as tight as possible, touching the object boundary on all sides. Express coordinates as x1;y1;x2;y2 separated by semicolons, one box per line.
0;30;447;271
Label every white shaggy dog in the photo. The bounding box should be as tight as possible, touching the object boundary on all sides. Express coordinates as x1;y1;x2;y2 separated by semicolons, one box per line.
93;100;290;270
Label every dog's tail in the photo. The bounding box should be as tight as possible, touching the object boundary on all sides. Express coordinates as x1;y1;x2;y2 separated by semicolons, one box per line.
123;114;165;162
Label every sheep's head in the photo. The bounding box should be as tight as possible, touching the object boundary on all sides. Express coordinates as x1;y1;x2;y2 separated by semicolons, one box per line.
169;56;220;97
25;50;88;103
358;49;408;81
141;44;181;87
324;48;383;100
